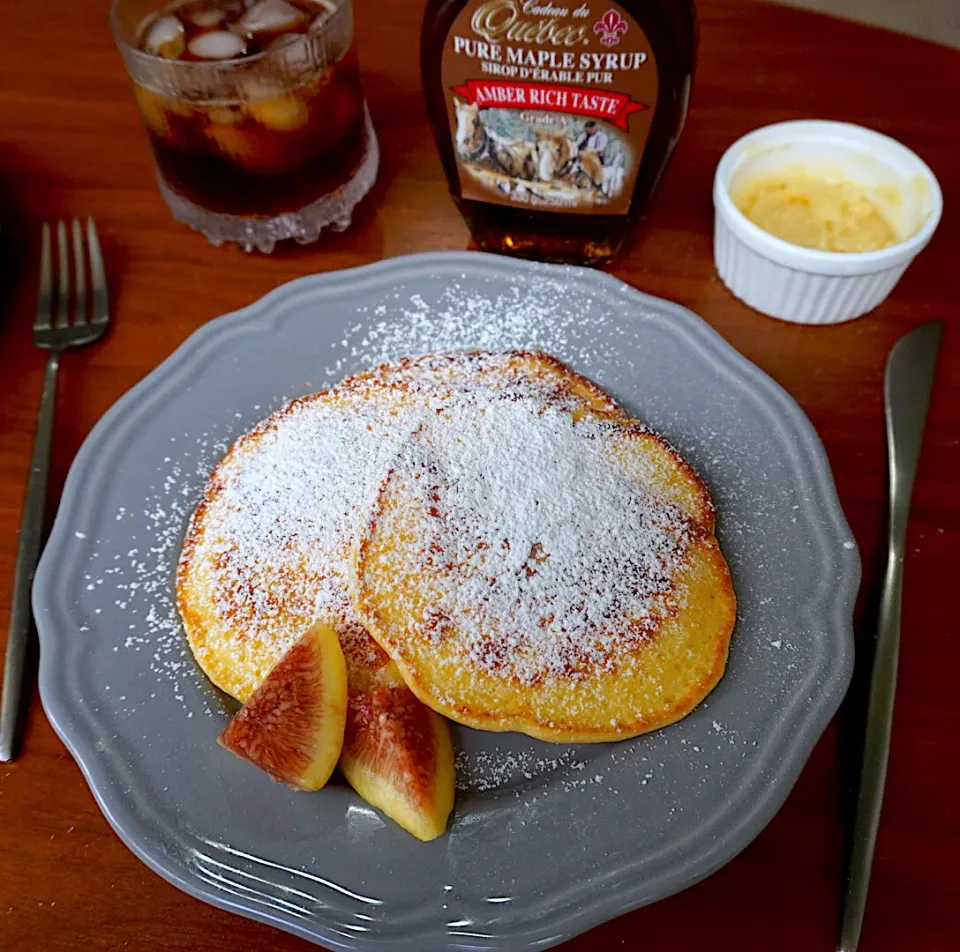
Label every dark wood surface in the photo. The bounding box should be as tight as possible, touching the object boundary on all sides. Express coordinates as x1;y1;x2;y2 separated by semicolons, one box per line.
1;1;957;949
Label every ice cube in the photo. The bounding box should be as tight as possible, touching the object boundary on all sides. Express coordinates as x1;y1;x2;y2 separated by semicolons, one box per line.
188;30;248;59
185;7;228;28
205;122;293;173
241;76;287;100
142;14;186;59
307;1;337;33
246;93;309;131
264;33;313;71
205;105;244;125
236;0;307;36
240;76;310;129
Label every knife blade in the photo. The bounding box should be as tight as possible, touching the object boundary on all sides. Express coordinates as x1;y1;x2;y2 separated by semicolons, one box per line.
838;320;942;951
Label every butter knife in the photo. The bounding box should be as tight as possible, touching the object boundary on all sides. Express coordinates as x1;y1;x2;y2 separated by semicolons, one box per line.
838;320;942;951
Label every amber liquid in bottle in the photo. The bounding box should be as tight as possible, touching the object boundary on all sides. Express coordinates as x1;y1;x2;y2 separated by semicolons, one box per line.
421;0;697;265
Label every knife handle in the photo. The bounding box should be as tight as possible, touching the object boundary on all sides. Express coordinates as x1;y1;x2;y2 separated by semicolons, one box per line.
837;550;902;952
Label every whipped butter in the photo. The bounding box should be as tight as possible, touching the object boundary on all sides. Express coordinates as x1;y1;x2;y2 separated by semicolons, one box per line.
732;170;899;253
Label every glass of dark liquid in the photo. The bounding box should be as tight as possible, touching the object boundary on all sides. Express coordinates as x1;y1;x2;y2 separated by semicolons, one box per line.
111;0;378;251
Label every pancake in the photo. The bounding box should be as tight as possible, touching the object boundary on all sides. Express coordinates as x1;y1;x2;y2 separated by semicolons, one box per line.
351;390;736;743
177;350;620;702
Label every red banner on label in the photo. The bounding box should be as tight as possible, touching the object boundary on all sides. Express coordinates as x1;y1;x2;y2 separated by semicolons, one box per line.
451;80;647;131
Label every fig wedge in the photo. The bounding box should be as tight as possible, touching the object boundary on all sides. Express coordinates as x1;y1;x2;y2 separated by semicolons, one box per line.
218;621;347;791
340;685;455;841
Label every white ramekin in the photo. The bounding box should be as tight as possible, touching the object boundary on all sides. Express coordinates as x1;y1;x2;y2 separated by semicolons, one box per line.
713;120;943;325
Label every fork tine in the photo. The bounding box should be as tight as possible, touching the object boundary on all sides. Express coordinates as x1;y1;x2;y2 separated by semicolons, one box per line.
34;223;52;331
86;218;109;326
72;219;88;326
55;220;69;328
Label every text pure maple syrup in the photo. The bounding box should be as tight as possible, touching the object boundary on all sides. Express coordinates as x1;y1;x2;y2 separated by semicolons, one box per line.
421;0;697;265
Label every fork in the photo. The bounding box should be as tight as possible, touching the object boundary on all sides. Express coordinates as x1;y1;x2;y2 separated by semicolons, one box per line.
0;219;109;762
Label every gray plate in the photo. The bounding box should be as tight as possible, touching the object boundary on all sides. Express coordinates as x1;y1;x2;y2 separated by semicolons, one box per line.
34;252;858;951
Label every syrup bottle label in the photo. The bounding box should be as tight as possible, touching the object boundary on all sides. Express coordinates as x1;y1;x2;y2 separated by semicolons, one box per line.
441;1;658;215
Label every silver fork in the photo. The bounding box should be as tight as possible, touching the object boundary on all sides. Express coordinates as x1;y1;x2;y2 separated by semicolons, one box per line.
0;219;109;762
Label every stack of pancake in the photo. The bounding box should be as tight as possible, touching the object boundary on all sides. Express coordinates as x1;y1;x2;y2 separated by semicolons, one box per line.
177;350;735;832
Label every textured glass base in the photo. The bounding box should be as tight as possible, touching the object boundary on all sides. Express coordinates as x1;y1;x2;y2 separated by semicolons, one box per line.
158;107;379;253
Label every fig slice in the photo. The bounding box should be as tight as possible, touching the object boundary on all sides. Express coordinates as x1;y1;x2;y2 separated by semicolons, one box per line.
340;685;455;841
218;621;347;791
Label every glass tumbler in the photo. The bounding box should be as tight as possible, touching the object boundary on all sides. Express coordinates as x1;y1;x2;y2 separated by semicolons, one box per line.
111;0;379;252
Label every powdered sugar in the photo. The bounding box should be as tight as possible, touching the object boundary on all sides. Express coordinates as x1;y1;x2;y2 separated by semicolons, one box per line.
84;279;744;768
84;275;659;731
326;278;625;378
455;746;587;793
79;430;235;717
374;395;694;686
201;394;407;634
181;350;626;699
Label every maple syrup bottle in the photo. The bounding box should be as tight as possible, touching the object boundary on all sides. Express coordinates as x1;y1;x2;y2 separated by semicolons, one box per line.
421;0;697;265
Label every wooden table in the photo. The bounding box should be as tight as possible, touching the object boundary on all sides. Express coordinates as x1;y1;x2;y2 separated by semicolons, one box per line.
1;1;957;949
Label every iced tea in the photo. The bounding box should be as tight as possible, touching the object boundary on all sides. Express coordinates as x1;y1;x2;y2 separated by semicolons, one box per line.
112;0;378;249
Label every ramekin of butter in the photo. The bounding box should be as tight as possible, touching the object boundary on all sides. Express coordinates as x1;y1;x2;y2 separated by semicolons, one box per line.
713;120;942;324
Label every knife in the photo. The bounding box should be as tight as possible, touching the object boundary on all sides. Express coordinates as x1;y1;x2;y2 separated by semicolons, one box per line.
838;321;942;951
